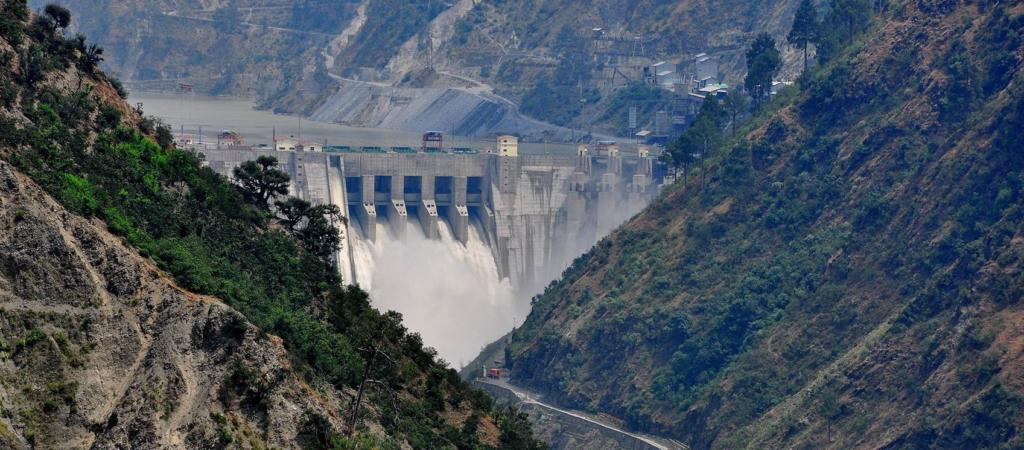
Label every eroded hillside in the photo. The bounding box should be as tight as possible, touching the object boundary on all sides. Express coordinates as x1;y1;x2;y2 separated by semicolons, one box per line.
504;1;1024;449
43;0;803;134
0;3;543;448
0;160;360;448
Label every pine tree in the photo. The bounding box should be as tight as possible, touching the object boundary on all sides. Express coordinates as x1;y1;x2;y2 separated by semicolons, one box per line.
232;156;290;210
723;91;749;137
43;4;71;32
788;0;818;72
744;33;782;108
817;0;873;63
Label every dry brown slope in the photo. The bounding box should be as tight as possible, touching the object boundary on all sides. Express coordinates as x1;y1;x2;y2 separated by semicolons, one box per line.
0;159;361;448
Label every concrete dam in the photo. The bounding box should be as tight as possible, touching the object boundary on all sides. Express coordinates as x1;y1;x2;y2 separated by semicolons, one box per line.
201;140;661;291
199;138;662;362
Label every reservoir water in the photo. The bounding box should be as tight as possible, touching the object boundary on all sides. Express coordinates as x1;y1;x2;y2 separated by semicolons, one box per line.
130;93;580;154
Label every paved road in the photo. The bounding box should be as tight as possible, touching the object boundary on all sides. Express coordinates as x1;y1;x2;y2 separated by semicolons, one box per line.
477;378;688;450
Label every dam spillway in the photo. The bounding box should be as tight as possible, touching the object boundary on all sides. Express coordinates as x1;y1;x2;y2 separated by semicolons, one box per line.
199;143;663;294
200;142;662;362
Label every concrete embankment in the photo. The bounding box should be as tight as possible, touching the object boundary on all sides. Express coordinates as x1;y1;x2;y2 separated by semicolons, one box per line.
308;78;584;141
474;379;687;450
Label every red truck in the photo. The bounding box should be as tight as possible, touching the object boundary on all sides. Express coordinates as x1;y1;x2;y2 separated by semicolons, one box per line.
486;368;503;379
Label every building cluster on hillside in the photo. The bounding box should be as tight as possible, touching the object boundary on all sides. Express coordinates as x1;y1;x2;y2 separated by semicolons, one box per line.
631;52;791;146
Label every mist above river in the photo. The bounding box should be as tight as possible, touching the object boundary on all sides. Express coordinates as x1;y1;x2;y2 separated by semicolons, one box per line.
350;220;527;366
131;92;648;367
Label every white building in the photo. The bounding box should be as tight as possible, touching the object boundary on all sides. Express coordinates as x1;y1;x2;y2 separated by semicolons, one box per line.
694;53;719;84
771;81;794;96
497;135;519;157
275;138;322;152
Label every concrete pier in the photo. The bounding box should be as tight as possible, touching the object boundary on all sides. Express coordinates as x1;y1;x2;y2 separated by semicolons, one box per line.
387;175;408;236
357;176;377;240
387;199;407;237
450;176;470;243
419;199;439;239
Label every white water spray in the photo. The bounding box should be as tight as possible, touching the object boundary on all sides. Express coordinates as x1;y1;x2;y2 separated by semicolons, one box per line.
348;220;527;365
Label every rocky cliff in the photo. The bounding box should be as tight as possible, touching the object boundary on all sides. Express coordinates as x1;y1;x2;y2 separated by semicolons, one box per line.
0;3;543;448
501;1;1024;449
0;160;358;448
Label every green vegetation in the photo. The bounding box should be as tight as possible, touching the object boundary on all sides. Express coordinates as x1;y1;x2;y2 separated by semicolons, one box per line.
0;7;543;448
0;0;29;46
42;4;71;32
787;0;816;71
342;0;447;68
808;0;874;64
598;82;668;136
453;3;487;46
506;1;1024;448
232;155;290;210
665;95;725;186
744;33;781;107
521;26;600;127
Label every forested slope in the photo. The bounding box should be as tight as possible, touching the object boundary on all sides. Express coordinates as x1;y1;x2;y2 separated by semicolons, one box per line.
505;1;1024;449
0;3;543;448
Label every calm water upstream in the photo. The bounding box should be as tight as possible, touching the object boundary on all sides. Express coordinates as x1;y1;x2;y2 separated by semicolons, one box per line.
129;92;580;154
131;93;428;148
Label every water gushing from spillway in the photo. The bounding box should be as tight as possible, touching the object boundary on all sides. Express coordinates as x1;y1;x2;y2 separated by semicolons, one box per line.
348;219;527;366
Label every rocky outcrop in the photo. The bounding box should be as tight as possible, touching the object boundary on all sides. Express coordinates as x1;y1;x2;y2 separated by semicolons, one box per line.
0;161;357;449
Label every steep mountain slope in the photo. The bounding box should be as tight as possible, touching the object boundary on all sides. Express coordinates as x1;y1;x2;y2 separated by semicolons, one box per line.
42;0;803;134
0;159;355;448
408;0;804;132
26;0;361;111
0;3;543;448
503;1;1024;449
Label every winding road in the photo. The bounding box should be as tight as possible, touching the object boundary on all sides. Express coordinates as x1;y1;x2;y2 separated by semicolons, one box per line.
476;378;688;450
